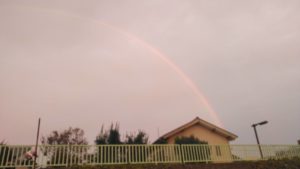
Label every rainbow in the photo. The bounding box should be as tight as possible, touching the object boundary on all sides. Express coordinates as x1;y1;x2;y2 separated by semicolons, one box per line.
107;25;223;127
3;4;223;127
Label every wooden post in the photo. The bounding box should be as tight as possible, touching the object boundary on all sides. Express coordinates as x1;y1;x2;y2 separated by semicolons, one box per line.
33;118;41;169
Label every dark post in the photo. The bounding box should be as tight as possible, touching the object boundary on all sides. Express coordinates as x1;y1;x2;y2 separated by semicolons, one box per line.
33;118;41;169
251;120;268;159
252;125;263;159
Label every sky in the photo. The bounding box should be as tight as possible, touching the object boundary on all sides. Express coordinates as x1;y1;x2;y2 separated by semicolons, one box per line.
0;0;300;145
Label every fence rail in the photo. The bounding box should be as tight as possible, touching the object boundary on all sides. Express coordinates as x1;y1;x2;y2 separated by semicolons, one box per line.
0;144;300;168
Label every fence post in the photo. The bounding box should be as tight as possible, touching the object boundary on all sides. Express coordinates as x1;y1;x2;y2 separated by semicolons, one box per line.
66;144;69;167
205;145;209;164
70;144;73;166
128;145;131;164
179;144;184;164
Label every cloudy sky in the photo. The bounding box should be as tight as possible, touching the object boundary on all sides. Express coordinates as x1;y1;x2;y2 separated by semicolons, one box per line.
0;0;299;145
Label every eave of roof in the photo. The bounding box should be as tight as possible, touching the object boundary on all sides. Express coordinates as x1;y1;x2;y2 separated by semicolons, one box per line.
158;117;238;142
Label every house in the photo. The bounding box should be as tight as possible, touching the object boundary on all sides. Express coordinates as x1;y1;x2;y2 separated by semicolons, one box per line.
155;117;238;162
157;117;237;144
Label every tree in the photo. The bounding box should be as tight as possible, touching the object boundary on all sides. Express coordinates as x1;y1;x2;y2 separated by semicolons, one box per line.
153;138;168;144
41;127;88;145
107;123;122;144
95;125;108;145
95;123;122;145
174;135;207;144
41;127;88;165
125;130;149;144
94;123;123;163
123;131;149;162
95;124;150;163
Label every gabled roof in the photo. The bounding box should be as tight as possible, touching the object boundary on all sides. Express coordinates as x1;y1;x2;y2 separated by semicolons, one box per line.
158;117;238;141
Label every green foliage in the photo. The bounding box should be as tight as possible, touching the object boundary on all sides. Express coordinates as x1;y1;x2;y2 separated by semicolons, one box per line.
95;123;122;145
41;127;88;165
153;138;168;144
122;131;149;162
41;127;88;145
107;124;122;144
174;135;207;144
125;131;148;144
95;124;150;163
95;123;150;145
95;125;108;145
95;123;122;163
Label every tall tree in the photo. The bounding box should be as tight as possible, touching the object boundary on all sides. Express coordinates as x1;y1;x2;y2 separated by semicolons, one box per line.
95;125;108;145
125;130;148;144
107;123;122;144
41;127;88;165
41;127;88;145
95;123;122;145
95;123;122;163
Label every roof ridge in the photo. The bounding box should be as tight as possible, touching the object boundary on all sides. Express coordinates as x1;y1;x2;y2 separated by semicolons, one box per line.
156;117;237;143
